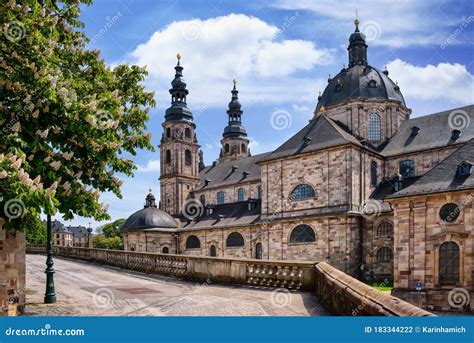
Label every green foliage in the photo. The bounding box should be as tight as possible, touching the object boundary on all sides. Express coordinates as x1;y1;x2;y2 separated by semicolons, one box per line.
25;215;47;244
0;0;155;231
99;218;125;238
93;234;123;250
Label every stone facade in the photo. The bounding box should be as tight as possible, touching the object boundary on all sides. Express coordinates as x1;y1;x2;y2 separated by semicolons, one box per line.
389;191;474;312
0;219;26;316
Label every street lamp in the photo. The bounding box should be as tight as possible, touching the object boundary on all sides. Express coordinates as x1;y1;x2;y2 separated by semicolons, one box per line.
87;222;93;248
44;214;56;303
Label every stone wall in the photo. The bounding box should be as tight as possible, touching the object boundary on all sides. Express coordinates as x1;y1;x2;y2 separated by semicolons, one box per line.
27;245;432;316
389;191;474;312
192;180;261;206
314;262;432;316
0;218;26;316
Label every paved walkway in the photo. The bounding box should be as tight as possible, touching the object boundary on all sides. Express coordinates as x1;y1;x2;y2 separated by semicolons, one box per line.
25;254;331;316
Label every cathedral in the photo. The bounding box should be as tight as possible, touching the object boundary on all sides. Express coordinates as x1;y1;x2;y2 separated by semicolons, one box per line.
122;20;474;312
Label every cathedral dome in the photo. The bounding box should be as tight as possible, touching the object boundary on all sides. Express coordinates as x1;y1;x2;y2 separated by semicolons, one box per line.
315;64;405;112
315;19;406;113
122;192;179;232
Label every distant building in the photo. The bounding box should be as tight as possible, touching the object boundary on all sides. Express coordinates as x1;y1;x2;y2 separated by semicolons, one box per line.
67;225;89;247
44;220;91;247
122;20;473;312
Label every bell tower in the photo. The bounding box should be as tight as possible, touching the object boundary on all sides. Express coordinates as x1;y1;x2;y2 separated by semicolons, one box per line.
219;80;250;163
159;54;202;217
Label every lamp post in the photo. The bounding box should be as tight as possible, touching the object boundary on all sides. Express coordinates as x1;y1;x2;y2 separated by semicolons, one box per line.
87;222;93;248
44;214;56;303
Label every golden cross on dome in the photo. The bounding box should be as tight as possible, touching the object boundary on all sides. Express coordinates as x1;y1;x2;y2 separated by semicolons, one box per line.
354;9;360;27
233;79;237;85
176;52;181;61
149;187;152;193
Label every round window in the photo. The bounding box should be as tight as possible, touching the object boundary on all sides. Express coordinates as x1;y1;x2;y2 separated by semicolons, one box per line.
439;203;460;223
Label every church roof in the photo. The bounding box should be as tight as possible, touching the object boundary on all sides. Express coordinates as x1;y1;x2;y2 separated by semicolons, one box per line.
197;152;270;189
122;192;179;232
315;64;406;113
180;200;261;231
381;105;474;156
258;114;368;163
387;139;474;198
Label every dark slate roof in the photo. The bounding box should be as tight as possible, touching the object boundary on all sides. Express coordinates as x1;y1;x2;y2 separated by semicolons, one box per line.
381;105;474;157
180;200;261;231
45;220;69;233
315;64;406;112
258;114;366;163
67;225;88;237
122;207;179;232
197;153;270;189
387;139;474;198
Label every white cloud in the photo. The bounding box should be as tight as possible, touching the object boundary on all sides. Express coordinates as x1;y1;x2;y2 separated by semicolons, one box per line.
387;59;474;104
127;14;331;108
271;0;462;47
137;159;161;172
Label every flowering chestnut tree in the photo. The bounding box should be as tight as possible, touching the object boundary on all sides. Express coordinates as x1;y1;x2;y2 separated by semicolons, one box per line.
0;0;155;230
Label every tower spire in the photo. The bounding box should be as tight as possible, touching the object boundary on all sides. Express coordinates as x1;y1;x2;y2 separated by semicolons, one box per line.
165;53;193;122
348;17;368;67
219;80;249;162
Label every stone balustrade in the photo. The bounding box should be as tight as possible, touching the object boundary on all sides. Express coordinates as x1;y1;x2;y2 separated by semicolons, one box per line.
26;244;433;316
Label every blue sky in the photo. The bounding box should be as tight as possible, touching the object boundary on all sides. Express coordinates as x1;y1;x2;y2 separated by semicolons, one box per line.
56;0;474;228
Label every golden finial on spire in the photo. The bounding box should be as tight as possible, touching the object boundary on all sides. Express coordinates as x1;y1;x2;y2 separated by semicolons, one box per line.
233;79;237;85
354;9;360;29
149;187;152;193
176;52;181;61
319;105;326;113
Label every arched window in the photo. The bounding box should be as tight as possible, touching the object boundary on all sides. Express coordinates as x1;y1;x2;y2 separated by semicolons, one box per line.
210;245;217;257
257;186;262;199
225;144;230;153
237;188;245;202
217;191;225;205
255;243;263;259
290;184;316;201
199;194;206;206
241;143;246;153
185;235;200;249
185;149;192;166
399;160;415;177
185;127;191;139
226;232;244;247
376;247;393;262
371;161;378;187
165;150;171;164
166;127;171;138
439;241;460;283
376;221;393;236
368;113;381;141
162;247;169;254
290;225;316;243
439;203;460;223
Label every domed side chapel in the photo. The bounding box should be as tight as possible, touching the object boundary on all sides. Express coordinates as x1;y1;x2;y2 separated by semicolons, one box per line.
122;20;474;312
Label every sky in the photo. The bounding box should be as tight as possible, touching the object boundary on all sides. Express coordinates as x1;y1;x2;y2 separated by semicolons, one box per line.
53;0;474;229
